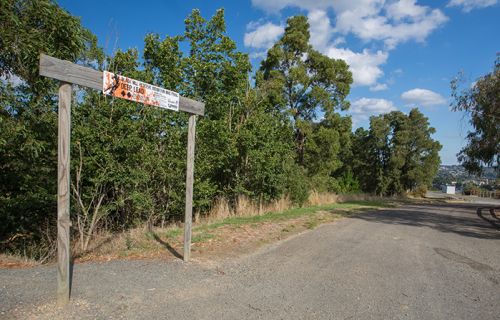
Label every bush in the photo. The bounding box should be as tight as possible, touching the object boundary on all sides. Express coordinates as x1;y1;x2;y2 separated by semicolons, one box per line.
410;185;427;198
283;162;309;206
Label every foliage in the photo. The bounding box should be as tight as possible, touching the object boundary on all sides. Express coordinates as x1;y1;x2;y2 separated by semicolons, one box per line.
451;55;500;175
0;4;442;259
351;109;442;196
259;15;352;165
0;0;98;257
0;0;101;92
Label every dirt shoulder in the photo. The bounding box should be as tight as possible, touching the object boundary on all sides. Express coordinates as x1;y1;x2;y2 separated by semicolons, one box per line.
1;199;417;268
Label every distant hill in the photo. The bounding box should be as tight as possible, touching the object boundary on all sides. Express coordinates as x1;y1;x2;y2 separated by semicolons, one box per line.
433;165;497;186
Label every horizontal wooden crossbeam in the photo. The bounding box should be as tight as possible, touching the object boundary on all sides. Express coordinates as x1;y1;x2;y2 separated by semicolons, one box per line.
39;54;205;116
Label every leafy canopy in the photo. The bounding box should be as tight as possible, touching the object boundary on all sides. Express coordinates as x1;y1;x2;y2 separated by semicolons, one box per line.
259;15;352;165
451;56;500;174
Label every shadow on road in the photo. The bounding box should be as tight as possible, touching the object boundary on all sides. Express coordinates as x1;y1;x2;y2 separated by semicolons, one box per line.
489;207;500;221
351;203;500;239
477;207;500;230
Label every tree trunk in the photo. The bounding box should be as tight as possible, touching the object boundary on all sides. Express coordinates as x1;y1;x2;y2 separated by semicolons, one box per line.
296;128;305;166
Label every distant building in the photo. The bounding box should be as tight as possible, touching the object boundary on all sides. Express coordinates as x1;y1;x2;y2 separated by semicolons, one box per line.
442;185;456;194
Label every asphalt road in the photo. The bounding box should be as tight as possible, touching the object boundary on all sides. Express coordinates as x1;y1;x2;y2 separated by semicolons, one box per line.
1;203;499;319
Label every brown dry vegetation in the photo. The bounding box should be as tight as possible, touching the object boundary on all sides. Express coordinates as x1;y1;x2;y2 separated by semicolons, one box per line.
0;193;407;268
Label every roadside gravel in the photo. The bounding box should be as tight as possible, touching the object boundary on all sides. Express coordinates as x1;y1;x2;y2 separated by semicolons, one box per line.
1;203;499;319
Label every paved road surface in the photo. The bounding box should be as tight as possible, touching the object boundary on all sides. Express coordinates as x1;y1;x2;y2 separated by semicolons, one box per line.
1;203;499;319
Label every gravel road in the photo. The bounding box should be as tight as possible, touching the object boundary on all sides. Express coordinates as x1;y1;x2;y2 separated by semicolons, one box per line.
1;203;499;319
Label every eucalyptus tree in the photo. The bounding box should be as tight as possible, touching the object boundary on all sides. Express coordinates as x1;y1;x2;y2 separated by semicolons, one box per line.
352;109;441;196
451;56;499;175
259;16;352;166
0;0;100;257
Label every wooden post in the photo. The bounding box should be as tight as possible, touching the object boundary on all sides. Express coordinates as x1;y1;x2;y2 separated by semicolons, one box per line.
183;114;197;262
57;82;72;305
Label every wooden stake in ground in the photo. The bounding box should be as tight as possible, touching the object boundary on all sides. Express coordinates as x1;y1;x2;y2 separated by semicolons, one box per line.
183;114;197;262
39;54;204;304
56;82;72;305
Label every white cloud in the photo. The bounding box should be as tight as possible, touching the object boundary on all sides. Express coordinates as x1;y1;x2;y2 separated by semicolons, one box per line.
335;3;447;49
244;22;284;49
306;9;389;87
326;47;388;86
307;10;333;51
252;0;448;49
370;83;388;91
249;1;448;88
244;8;389;87
386;0;426;20
401;88;447;106
447;0;497;12
249;51;268;59
349;97;397;125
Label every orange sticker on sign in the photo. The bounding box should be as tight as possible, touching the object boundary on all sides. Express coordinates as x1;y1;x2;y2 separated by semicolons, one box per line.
103;71;179;111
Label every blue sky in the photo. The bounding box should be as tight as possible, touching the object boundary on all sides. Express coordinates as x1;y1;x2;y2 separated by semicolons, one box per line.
57;0;499;165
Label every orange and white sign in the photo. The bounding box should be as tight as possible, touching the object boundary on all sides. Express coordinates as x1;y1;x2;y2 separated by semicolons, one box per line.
103;71;179;111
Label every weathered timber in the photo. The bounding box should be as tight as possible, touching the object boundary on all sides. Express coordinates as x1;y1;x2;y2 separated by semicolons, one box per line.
57;82;72;305
39;54;205;116
183;114;197;262
40;54;102;90
40;53;204;304
179;96;205;116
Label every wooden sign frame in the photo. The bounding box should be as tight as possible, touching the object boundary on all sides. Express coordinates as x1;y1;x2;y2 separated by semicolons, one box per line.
39;54;204;305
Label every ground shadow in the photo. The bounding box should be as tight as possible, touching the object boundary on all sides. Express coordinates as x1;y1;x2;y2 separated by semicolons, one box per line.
72;235;115;260
489;207;500;221
477;207;500;230
351;203;500;240
151;233;183;260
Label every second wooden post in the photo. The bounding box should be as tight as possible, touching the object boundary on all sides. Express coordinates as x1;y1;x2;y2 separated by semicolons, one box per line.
57;82;72;305
183;114;197;262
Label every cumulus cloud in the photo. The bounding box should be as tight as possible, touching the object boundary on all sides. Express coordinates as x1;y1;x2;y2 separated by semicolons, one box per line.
244;22;284;49
349;97;398;125
386;0;426;20
447;0;497;12
401;88;447;106
370;83;388;91
307;9;333;51
252;0;448;49
326;47;388;86
335;2;448;49
249;1;448;88
306;9;390;87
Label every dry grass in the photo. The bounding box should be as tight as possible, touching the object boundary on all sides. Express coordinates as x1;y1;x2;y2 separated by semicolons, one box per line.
305;191;389;206
1;192;395;265
264;196;292;214
307;191;339;206
202;195;293;224
0;253;40;268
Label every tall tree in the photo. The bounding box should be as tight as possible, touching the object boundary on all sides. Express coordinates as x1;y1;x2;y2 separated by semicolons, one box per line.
451;56;499;174
259;16;352;165
0;0;100;256
352;109;441;196
143;9;297;209
0;0;101;92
